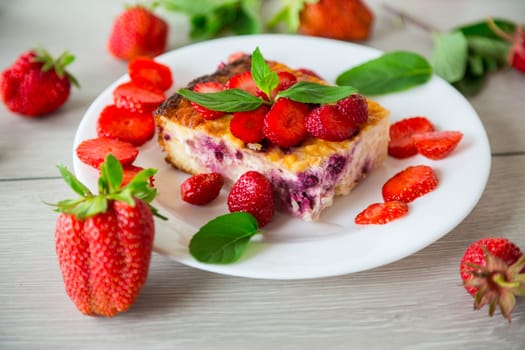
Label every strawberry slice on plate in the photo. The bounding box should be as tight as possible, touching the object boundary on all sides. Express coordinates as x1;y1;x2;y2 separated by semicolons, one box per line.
128;56;173;91
413;130;463;160
388;116;435;158
96;104;155;146
263;98;309;148
76;137;139;169
113;81;165;114
382;165;438;203
354;201;409;225
190;81;226;120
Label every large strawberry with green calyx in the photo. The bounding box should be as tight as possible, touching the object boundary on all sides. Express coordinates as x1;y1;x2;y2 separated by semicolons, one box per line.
51;154;165;317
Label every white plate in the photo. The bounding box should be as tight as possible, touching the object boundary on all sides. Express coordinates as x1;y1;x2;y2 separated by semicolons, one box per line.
73;34;491;280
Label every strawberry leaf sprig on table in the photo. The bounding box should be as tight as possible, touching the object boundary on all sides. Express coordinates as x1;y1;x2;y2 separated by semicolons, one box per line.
159;0;262;40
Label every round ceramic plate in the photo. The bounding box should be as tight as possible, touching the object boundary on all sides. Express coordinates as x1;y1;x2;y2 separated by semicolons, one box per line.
73;34;491;280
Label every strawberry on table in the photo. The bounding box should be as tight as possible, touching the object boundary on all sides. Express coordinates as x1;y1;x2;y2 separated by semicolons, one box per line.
52;155;162;316
388;116;435;158
0;48;78;117
230;105;269;144
460;237;525;321
108;5;168;61
354;201;409;225
180;173;224;205
305;104;357;142
96;104;155;146
113;81;166;114
227;171;274;227
263;98;309;147
191;81;226;120
128;56;173;91
413;130;463;160
76;137;139;169
382;165;438;203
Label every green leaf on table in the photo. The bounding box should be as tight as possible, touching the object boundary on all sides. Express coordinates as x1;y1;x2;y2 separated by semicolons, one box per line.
455;18;516;41
189;212;261;264
431;31;468;83
466;36;510;66
232;0;263;34
277;82;357;104
336;51;432;95
178;88;266;112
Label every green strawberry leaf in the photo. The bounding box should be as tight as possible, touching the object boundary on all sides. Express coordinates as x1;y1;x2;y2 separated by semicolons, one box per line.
456;18;516;41
277;82;357;103
178;88;266;112
57;163;92;197
189;212;261;264
336;51;432;95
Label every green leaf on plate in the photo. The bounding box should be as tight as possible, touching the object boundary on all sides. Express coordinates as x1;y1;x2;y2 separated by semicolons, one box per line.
336;51;432;95
189;212;261;264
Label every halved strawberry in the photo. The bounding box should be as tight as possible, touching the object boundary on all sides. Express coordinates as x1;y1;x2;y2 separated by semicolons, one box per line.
297;67;323;80
413;130;463;160
113;81;165;114
225;71;258;96
230;105;269;144
128;56;173;91
305;104;357;142
354;201;409;225
181;172;224;205
388;116;435;158
96;104;155;146
191;81;226;120
257;71;298;100
336;94;368;124
382;165;438;203
263;98;309;148
76;137;138;169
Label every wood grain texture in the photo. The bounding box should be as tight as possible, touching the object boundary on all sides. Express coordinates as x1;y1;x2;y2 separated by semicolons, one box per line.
1;0;525;349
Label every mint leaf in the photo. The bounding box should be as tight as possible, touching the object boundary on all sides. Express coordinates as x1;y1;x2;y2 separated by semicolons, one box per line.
189;212;261;264
178;88;265;112
431;31;468;83
251;47;279;99
277;82;357;103
456;18;516;42
336;51;432;95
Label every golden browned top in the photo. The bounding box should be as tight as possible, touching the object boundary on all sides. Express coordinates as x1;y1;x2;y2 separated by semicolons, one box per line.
155;55;389;172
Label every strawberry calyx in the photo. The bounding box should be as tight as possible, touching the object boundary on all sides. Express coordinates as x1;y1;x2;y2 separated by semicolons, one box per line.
463;249;525;322
52;154;165;220
32;48;80;88
487;18;525;73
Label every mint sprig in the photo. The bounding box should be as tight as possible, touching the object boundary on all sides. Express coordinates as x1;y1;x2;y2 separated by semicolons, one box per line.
189;212;261;264
251;47;279;99
178;88;266;112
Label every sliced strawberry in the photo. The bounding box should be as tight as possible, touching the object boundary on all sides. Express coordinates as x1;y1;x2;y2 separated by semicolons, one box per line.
76;137;138;169
413;130;463;160
128;56;173;91
305;104;357;142
230;105;269;144
257;71;298;100
121;165;155;187
113;81;165;114
263;98;309;148
382;165;438;203
354;201;409;225
388;116;435;158
180;172;224;205
191;81;226;120
225;71;258;96
96;104;155;146
336;94;368;124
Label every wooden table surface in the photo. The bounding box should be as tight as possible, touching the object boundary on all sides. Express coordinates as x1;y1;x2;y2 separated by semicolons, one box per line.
1;0;525;349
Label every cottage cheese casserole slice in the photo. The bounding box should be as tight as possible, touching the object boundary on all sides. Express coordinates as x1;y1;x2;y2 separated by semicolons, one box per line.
155;55;389;221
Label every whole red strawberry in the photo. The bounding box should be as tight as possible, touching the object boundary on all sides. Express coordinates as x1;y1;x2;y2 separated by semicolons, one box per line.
227;171;274;227
460;237;525;321
52;154;162;316
1;48;78;117
108;5;168;61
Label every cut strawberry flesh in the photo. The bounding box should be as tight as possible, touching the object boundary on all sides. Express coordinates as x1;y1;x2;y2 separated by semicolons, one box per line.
76;137;139;169
128;56;173;91
191;81;226;120
113;81;165;114
413;130;463;160
225;71;259;96
388;116;435;158
382;165;438;203
354;201;409;225
230;105;269;144
96;104;155;146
